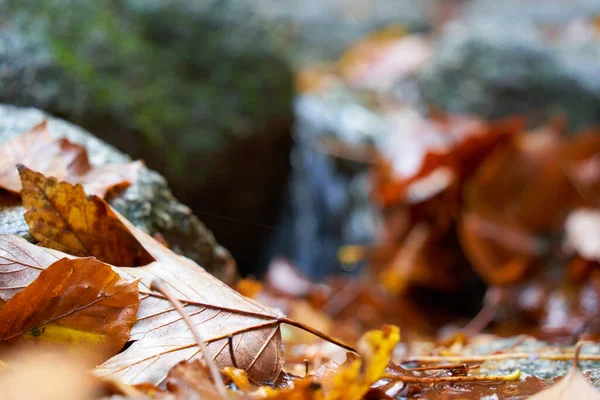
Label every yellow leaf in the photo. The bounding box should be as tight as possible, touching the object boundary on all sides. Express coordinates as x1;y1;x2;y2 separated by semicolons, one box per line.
326;325;400;400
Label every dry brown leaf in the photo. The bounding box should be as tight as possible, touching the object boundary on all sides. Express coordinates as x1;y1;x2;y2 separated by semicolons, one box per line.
94;216;288;386
8;169;354;387
0;121;66;196
0;233;286;386
19;165;154;267
528;345;600;399
0;230;350;387
70;161;143;198
0;257;139;359
166;359;231;400
0;121;141;198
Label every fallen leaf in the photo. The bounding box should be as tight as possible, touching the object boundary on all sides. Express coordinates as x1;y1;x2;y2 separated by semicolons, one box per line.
0;121;66;196
0;121;141;198
0;235;65;302
56;138;143;198
69;161;143;198
528;344;600;399
0;257;139;359
222;367;254;392
56;137;92;176
459;130;578;285
166;359;231;400
9;170;354;386
94;217;288;386
0;234;287;386
325;325;400;400
252;378;325;400
19;165;154;267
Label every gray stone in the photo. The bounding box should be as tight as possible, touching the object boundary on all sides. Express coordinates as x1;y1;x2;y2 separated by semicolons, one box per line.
252;0;434;66
419;6;600;129
0;104;232;276
470;337;600;385
0;0;294;271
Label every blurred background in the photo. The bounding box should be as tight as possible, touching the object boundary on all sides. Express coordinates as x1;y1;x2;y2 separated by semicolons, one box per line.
3;1;600;337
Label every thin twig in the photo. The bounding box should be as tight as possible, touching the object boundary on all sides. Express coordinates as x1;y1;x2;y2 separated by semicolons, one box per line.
150;279;228;400
384;369;521;383
406;352;600;364
404;363;479;372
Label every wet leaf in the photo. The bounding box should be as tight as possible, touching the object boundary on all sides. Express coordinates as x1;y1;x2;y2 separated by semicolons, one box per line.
0;257;139;358
19;165;154;267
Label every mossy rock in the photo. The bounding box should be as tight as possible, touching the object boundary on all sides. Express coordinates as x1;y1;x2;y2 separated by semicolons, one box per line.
0;0;294;270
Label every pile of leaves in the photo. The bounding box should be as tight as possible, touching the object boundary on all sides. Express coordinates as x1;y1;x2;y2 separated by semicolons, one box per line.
0;121;600;399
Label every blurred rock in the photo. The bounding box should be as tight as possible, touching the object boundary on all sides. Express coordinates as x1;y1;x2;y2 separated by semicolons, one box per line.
0;104;233;277
252;0;435;66
0;0;293;272
419;1;600;129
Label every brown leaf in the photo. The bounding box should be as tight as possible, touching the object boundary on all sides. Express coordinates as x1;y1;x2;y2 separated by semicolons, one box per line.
0;235;65;302
19;165;154;267
0;233;287;386
528;350;600;399
0;121;141;198
166;359;232;400
459;130;580;285
95;216;287;386
70;160;143;198
5;169;353;386
0;121;66;196
0;257;139;359
4;230;286;385
374;114;522;207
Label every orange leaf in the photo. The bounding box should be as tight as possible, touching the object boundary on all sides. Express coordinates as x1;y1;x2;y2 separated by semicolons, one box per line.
19;165;154;267
0;257;139;360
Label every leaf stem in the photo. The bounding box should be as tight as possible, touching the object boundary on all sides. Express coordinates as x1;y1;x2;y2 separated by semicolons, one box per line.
279;317;357;353
150;279;228;400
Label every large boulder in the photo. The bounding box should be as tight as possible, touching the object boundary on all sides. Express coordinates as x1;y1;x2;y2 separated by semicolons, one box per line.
419;1;600;129
0;104;233;277
0;0;294;272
